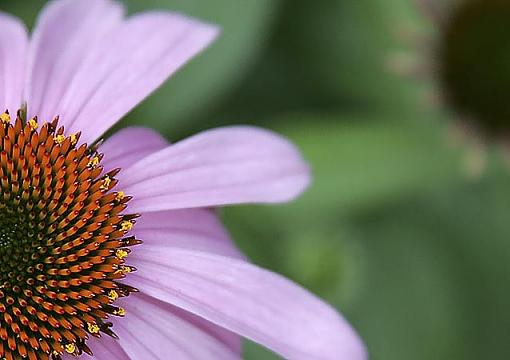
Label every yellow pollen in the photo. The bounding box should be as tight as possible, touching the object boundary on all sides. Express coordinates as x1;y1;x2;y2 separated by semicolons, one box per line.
28;118;38;130
114;307;126;317
120;220;133;232
64;343;76;354
70;133;78;145
115;191;125;201
100;176;112;190
54;134;66;144
0;112;10;124
115;265;132;275
116;249;129;260
88;156;100;167
108;289;119;301
87;322;100;334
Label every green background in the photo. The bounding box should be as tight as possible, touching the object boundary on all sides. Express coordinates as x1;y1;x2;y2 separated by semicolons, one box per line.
3;0;509;358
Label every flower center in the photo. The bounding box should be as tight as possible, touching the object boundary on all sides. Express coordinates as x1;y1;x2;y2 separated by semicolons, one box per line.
439;0;510;136
0;110;140;360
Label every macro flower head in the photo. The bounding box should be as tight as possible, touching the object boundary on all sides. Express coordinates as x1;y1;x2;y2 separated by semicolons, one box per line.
0;0;366;359
390;0;510;173
435;0;510;137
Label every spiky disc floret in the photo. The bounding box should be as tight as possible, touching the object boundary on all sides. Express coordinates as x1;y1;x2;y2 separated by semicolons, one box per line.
0;111;140;360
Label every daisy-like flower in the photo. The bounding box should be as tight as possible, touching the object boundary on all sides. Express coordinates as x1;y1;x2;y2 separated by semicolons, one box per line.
0;0;366;359
391;0;510;174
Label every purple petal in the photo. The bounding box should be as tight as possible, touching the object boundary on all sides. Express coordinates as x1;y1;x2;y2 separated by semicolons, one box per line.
113;293;239;359
100;126;168;172
132;209;245;259
26;0;124;125
0;12;28;113
165;303;242;355
87;336;129;360
128;248;367;360
58;11;218;144
122;126;311;212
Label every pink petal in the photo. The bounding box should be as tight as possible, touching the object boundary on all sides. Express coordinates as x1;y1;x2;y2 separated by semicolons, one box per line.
100;129;245;258
113;293;239;359
165;303;242;355
87;336;129;360
25;0;125;124
128;248;367;360
59;11;218;144
100;126;168;172
122;126;311;212
0;12;28;113
132;209;245;259
88;337;129;360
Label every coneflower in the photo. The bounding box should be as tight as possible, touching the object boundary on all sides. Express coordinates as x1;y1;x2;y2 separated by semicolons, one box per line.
0;0;366;359
391;0;510;173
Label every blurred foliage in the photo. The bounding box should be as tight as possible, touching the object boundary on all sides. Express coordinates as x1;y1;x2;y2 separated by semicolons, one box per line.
2;0;510;359
122;0;280;135
350;170;510;360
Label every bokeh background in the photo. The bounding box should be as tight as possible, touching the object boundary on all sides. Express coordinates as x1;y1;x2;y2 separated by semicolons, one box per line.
2;0;509;359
